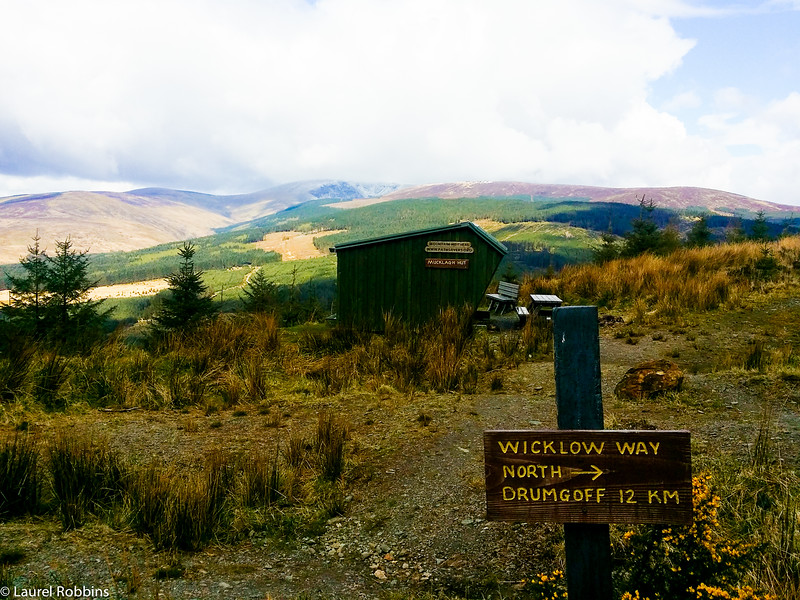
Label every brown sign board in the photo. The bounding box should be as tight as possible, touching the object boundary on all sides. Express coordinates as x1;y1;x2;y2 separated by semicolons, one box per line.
484;430;692;525
425;240;474;253
425;258;470;269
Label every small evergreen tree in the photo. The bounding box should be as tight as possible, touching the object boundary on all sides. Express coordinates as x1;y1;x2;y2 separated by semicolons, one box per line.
592;231;620;264
154;242;216;332
44;237;108;346
621;196;663;257
780;214;796;238
686;216;713;248
749;210;772;242
240;269;278;313
5;232;50;339
725;218;747;244
6;235;108;348
753;242;780;282
657;222;682;256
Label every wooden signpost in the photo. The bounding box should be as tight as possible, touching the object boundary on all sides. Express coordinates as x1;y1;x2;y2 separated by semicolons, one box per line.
484;430;692;524
483;306;693;600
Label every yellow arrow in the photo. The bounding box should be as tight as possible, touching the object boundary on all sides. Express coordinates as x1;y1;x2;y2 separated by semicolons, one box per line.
572;465;604;480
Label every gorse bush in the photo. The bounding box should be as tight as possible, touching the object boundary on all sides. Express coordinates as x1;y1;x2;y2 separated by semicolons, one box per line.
617;474;773;600
524;569;565;599
523;475;775;599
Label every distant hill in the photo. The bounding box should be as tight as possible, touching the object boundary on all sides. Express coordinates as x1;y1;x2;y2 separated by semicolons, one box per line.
130;180;403;222
1;179;793;265
0;180;402;264
0;190;235;265
361;182;796;215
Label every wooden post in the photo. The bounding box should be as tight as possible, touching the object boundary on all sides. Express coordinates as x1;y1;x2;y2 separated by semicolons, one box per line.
553;305;613;600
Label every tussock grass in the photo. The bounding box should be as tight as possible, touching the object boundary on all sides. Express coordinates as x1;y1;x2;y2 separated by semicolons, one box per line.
0;433;39;518
314;412;347;482
0;296;554;413
0;338;35;403
520;316;553;358
237;446;283;507
127;462;171;537
33;352;69;410
295;305;550;397
154;450;231;551
10;425;350;550
47;433;126;530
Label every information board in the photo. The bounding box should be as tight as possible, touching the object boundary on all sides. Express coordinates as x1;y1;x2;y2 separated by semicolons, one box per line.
484;430;692;524
425;258;470;269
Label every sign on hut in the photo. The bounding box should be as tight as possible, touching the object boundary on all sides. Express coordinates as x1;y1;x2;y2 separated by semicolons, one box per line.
331;222;507;330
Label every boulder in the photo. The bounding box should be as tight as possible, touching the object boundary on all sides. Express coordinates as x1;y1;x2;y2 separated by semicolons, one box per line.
614;359;684;400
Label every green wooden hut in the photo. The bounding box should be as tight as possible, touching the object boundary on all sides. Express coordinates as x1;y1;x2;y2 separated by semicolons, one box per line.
331;222;507;330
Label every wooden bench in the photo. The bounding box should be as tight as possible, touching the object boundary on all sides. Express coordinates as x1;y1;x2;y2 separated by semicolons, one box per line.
486;281;519;314
515;306;529;325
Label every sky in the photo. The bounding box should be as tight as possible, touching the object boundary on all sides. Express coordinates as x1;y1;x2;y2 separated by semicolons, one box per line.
1;0;799;205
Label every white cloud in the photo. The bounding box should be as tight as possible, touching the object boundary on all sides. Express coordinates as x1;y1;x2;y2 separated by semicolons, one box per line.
662;90;703;112
695;92;800;202
0;0;797;204
713;87;756;112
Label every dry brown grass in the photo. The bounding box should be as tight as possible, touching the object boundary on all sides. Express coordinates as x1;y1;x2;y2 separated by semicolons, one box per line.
521;237;800;316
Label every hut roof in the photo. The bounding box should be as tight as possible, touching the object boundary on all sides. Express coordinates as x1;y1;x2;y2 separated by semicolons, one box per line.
330;222;508;255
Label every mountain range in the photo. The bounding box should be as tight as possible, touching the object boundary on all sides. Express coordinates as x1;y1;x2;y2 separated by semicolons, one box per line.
0;180;794;265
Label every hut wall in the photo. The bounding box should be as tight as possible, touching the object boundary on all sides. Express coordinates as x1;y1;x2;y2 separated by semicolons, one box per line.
336;225;504;330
